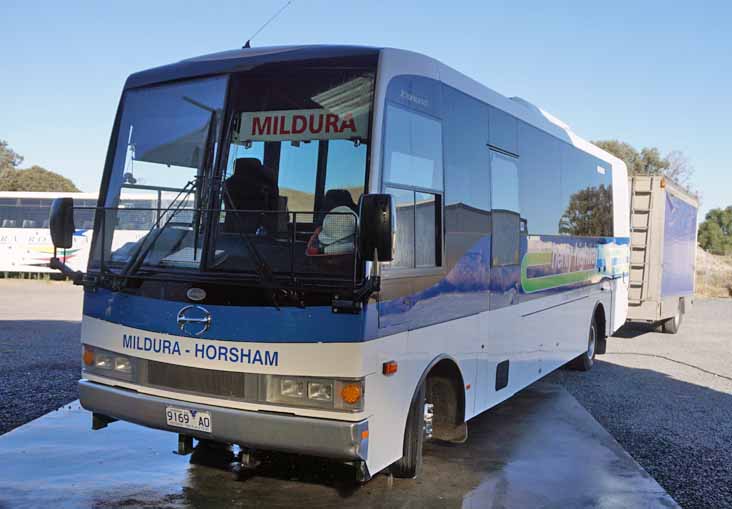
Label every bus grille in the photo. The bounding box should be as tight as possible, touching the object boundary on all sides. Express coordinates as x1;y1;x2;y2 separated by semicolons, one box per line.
146;360;251;400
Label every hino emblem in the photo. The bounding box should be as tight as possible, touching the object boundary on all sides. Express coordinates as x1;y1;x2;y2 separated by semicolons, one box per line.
176;305;211;336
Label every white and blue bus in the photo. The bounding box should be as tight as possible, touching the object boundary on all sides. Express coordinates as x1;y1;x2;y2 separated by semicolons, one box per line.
48;45;629;480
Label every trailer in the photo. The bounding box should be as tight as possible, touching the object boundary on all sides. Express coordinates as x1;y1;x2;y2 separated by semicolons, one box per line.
627;175;699;333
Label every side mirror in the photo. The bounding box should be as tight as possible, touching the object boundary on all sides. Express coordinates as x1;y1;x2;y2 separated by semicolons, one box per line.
359;194;395;262
49;197;75;249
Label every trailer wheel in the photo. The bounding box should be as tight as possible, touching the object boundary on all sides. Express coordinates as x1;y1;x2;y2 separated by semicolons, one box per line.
390;383;427;478
662;300;683;334
571;316;598;371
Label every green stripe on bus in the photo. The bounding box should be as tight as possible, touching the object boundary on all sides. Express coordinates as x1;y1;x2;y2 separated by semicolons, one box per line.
520;253;595;293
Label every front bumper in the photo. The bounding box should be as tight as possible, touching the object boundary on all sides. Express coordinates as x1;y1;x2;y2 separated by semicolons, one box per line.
79;380;368;461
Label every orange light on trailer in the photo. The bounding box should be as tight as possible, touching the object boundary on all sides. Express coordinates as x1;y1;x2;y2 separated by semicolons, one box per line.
660;177;666;188
341;383;362;405
382;361;398;376
83;345;94;366
361;430;369;440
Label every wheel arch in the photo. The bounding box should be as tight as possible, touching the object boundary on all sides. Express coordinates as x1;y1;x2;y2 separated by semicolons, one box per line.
592;300;608;355
592;301;608;339
407;354;466;426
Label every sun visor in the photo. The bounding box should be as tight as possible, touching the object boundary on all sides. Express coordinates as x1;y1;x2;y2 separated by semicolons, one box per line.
136;124;210;169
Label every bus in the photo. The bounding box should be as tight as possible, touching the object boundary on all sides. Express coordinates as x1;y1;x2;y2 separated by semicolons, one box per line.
0;191;156;273
48;45;630;480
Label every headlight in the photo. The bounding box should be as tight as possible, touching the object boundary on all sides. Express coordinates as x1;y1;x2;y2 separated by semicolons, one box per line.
266;375;364;411
114;356;133;374
82;345;135;381
280;378;305;398
94;353;114;369
307;381;333;402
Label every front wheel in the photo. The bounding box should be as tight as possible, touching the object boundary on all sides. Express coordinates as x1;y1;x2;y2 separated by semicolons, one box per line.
390;383;428;478
571;317;598;371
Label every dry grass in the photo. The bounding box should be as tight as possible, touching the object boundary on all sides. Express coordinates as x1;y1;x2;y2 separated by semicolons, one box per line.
696;247;732;298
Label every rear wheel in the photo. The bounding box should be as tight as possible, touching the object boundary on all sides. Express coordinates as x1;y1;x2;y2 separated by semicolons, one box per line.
571;317;598;371
662;300;683;334
390;383;427;478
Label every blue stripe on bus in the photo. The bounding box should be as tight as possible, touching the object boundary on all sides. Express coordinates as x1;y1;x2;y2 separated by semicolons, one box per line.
83;235;629;343
84;289;367;343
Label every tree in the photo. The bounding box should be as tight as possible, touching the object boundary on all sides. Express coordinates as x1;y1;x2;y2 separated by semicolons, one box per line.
638;147;669;175
559;185;614;236
0;140;80;192
0;165;80;192
0;139;23;171
593;139;694;187
593;140;642;174
698;206;732;255
665;150;695;188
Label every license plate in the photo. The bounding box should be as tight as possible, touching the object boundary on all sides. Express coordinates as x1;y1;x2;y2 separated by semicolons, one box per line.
165;406;212;433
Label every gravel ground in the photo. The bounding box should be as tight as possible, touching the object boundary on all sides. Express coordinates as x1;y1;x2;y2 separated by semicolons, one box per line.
1;280;731;508
0;279;82;434
548;299;732;509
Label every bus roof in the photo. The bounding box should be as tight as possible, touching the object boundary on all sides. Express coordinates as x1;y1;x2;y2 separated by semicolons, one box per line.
124;45;381;90
123;44;625;173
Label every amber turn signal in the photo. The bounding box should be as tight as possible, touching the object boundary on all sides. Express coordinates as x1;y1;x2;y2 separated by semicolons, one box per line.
340;383;362;404
82;345;94;366
382;360;398;376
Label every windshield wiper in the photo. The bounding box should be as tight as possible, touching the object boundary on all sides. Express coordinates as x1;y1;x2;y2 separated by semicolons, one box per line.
120;179;197;278
219;185;275;286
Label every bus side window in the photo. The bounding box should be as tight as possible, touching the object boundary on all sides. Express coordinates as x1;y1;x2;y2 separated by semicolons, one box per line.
382;103;443;270
490;151;520;266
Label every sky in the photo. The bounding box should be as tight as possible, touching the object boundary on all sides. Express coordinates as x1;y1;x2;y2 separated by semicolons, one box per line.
1;1;730;218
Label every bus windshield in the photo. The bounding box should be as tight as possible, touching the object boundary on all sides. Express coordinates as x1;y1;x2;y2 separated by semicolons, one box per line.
210;68;375;278
97;76;228;270
95;66;375;284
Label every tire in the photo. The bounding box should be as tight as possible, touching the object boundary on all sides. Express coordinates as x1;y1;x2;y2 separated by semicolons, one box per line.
390;383;426;478
662;300;683;334
571;316;598;371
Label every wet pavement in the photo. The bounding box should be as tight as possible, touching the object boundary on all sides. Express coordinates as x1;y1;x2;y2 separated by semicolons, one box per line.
0;381;676;509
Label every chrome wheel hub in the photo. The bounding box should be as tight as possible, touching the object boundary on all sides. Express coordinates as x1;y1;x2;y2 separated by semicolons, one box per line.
588;326;596;358
423;403;434;440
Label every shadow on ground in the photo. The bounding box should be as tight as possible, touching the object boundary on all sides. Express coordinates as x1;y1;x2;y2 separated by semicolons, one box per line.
611;322;659;339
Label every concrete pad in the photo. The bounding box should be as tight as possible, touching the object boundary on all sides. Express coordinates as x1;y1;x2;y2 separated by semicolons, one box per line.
0;381;677;508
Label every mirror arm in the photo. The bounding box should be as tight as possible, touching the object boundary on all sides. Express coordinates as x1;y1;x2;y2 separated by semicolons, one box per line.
50;248;85;286
331;249;382;315
369;248;381;278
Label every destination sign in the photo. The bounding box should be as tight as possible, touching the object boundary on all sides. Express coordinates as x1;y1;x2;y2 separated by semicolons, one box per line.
236;108;368;142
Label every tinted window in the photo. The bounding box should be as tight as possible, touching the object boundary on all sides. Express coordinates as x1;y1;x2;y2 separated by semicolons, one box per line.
383;104;443;190
384;186;441;270
443;86;491;233
492;211;520;266
415;192;438;267
385;186;415;269
489;106;518;155
518;122;562;235
559;144;613;237
490;151;519;212
490;150;520;266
